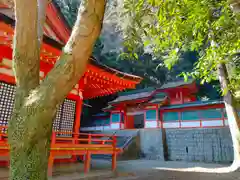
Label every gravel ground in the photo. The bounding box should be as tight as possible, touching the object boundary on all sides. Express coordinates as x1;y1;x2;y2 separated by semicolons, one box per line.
1;160;240;180
108;169;240;180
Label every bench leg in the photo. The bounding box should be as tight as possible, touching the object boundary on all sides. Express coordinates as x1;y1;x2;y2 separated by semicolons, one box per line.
112;152;117;171
48;154;54;177
84;152;91;173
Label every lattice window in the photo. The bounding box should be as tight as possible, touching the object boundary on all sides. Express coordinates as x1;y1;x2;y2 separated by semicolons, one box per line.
0;82;15;133
0;81;76;136
52;104;63;132
59;99;76;137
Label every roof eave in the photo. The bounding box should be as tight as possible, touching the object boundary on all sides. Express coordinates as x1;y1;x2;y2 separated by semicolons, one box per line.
0;13;142;82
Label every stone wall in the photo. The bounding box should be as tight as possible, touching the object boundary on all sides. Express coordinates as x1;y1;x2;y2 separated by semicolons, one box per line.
139;129;165;160
138;128;233;163
166;128;233;163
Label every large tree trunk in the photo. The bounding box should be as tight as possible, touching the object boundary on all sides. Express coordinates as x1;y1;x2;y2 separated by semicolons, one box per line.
8;0;106;179
218;63;240;169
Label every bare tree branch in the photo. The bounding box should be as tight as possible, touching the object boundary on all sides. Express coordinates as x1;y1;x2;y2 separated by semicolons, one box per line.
27;0;106;109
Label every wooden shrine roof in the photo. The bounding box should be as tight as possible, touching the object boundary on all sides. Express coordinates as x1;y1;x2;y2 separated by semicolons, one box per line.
109;91;154;105
159;79;195;90
108;80;194;105
103;92;168;111
0;12;142;99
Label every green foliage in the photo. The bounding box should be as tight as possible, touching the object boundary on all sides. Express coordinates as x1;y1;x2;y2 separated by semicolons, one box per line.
54;0;79;28
93;38;168;88
121;0;240;94
54;0;221;99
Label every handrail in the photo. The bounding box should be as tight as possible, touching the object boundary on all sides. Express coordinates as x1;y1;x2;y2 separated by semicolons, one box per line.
0;127;119;175
55;131;115;137
0;126;118;147
56;137;113;143
122;130;139;149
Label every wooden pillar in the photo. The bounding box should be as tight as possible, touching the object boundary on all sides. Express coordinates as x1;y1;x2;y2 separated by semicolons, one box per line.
72;79;84;161
112;136;117;171
74;97;83;137
160;111;168;161
48;131;56;177
180;91;184;104
84;152;91;173
123;107;127;129
74;78;85;136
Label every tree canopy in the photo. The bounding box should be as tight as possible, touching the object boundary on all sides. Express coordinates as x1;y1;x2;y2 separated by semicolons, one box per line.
119;0;240;96
54;0;200;88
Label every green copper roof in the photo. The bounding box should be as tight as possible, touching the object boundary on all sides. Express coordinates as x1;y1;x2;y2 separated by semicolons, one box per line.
148;92;168;104
110;91;154;105
118;79;194;97
119;87;156;96
159;79;194;90
154;92;167;99
160;100;224;110
109;80;194;105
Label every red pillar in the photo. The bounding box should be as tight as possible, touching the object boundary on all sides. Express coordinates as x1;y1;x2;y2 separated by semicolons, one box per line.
84;152;91;173
72;79;85;161
74;97;83;137
123;107;127;129
48;131;56;177
74;79;85;137
112;136;117;171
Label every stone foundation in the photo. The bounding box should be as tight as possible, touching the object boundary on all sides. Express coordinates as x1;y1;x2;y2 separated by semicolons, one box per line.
139;128;233;163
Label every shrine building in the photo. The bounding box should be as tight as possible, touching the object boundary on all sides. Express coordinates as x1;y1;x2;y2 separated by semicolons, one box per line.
0;1;142;174
0;2;142;135
81;79;232;131
80;80;238;164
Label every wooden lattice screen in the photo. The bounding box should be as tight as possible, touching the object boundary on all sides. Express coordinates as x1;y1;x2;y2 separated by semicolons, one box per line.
0;81;76;136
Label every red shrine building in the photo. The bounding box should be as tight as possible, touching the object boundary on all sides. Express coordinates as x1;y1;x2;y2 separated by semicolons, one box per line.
0;1;238;169
80;80;238;164
0;1;142;174
0;3;142;135
81;80;231;131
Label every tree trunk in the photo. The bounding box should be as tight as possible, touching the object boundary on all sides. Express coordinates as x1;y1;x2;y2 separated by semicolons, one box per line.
9;103;56;180
8;0;106;179
218;63;240;169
